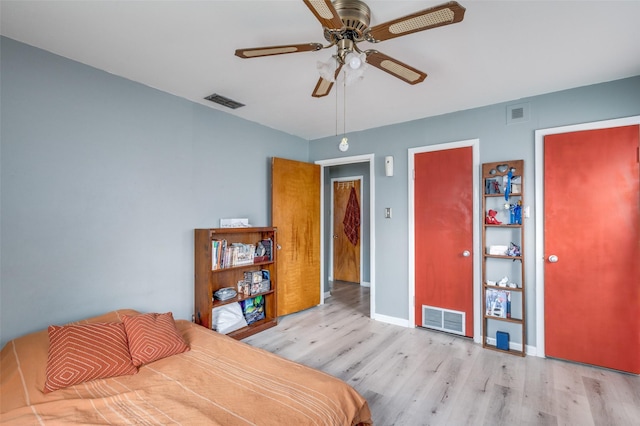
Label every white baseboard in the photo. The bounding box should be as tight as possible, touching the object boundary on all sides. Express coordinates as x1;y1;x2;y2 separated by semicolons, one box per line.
373;313;410;328
324;291;331;299
485;337;537;356
373;317;538;355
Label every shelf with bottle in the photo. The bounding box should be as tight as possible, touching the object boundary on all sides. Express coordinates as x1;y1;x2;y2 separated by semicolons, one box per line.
481;160;525;357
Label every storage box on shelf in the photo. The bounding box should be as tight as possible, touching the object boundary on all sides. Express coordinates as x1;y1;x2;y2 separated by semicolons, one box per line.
481;160;526;356
194;227;277;340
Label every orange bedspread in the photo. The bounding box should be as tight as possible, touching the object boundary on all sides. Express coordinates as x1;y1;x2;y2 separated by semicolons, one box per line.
1;309;372;425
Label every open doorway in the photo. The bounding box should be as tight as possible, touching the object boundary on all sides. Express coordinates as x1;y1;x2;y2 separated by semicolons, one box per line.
316;154;375;319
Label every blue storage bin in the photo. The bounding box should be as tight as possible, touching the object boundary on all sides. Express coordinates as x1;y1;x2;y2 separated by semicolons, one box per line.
496;331;509;351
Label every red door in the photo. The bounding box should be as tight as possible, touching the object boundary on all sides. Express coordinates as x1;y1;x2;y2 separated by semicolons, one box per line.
415;147;474;337
544;125;640;374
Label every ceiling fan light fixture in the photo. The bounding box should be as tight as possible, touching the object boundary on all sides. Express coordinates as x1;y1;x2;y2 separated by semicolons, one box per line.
317;58;337;82
345;52;362;69
235;1;466;98
339;136;349;152
341;52;367;86
343;63;367;86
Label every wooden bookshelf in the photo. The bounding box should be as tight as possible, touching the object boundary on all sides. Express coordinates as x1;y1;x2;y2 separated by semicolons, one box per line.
194;227;277;339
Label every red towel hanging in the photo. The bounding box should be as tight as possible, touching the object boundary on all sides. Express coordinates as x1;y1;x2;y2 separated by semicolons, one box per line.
343;186;360;246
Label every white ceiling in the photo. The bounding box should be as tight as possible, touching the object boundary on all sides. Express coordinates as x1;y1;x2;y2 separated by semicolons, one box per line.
2;1;639;140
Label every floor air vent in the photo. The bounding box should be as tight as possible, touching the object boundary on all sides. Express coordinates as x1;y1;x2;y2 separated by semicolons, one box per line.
422;305;465;336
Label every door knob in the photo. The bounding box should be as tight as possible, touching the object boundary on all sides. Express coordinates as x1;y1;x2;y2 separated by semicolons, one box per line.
462;250;471;257
548;255;558;263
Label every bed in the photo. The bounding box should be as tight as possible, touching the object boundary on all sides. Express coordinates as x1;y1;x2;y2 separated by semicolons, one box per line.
0;309;372;425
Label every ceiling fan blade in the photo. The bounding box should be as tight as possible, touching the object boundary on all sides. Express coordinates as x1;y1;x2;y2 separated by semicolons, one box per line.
303;0;344;31
235;43;323;59
365;51;427;85
366;1;465;43
312;63;343;98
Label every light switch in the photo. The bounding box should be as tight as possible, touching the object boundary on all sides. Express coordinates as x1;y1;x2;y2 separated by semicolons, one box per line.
385;207;392;218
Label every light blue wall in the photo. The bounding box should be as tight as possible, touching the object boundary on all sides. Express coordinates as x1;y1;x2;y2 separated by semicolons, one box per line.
0;37;307;346
2;36;639;349
309;75;640;347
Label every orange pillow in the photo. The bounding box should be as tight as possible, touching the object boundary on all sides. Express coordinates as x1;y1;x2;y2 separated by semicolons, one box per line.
122;312;189;367
44;322;137;393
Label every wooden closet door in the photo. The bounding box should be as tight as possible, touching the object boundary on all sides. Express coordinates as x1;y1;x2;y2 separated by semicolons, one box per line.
544;125;639;374
333;180;361;283
272;157;321;317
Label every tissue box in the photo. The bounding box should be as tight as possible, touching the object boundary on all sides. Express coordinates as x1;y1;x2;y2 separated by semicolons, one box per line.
488;245;509;255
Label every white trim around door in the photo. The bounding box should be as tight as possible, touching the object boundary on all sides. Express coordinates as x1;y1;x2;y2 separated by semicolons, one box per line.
534;115;640;358
316;154;375;319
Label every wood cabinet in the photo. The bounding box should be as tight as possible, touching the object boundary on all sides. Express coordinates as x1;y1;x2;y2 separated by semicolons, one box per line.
194;227;278;340
481;160;526;356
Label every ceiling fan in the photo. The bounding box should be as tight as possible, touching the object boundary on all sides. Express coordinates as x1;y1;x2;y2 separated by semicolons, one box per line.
235;0;466;98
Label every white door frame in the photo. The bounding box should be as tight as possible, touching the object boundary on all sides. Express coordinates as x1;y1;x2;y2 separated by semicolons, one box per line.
330;176;364;285
534;115;640;358
408;139;481;342
316;154;375;319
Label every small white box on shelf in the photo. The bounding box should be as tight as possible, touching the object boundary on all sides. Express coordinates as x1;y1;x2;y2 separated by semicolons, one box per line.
488;245;509;255
220;218;250;228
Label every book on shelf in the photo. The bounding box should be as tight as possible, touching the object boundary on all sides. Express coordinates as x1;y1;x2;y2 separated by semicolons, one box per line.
240;295;265;325
211;240;257;270
211;239;225;270
485;289;511;319
231;243;255;266
261;238;273;261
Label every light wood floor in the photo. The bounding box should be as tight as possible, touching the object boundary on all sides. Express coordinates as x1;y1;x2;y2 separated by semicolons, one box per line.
244;281;640;425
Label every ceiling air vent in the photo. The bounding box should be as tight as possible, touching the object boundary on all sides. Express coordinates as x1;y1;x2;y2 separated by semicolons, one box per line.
506;102;529;125
204;93;245;109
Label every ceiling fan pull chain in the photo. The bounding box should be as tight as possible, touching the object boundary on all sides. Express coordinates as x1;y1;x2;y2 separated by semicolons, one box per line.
343;74;347;137
335;63;339;137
